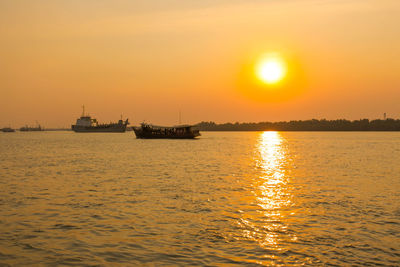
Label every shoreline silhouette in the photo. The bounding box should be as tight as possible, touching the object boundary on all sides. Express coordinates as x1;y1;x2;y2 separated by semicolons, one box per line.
196;119;400;131
5;118;400;132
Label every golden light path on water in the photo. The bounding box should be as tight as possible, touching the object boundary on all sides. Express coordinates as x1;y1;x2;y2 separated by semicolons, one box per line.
238;131;297;259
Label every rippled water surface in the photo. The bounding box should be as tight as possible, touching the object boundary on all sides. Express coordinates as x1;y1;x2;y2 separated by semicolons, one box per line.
0;131;399;266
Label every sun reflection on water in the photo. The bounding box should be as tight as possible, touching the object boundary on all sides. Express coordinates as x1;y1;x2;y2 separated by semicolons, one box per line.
238;131;295;252
257;131;288;210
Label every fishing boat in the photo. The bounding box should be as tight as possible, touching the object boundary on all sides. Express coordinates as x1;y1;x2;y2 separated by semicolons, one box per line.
133;123;200;139
71;106;129;133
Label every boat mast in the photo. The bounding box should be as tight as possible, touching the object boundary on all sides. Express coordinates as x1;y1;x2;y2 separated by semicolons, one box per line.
82;105;85;117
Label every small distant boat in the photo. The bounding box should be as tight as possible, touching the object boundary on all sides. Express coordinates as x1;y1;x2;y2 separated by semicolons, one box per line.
1;127;16;132
133;123;200;139
71;106;129;133
20;123;43;131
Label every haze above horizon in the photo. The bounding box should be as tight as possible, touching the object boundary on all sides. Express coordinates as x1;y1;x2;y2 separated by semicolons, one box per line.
1;0;399;127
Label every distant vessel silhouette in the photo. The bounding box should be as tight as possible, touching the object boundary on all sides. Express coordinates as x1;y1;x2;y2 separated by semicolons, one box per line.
20;122;43;131
1;127;16;132
133;123;200;139
71;106;129;133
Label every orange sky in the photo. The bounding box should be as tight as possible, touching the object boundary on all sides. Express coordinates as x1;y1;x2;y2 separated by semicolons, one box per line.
1;0;399;127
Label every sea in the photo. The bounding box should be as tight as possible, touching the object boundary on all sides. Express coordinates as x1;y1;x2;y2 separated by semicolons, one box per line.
0;131;399;266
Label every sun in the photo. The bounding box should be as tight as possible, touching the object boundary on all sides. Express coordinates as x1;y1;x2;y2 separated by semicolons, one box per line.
256;56;287;84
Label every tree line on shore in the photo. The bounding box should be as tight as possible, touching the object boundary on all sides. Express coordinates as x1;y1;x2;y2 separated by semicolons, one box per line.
195;119;400;131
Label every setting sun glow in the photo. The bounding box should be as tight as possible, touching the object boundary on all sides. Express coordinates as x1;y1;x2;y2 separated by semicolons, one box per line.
256;56;287;84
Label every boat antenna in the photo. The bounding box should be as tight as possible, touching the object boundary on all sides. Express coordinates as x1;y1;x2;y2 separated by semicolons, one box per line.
179;109;182;125
82;105;85;116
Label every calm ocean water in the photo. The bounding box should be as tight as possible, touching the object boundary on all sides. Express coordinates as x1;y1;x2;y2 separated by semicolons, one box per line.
0;131;399;266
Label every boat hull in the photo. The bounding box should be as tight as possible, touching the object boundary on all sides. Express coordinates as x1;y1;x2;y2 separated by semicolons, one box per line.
72;125;127;133
133;127;200;139
20;128;43;131
1;128;15;132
